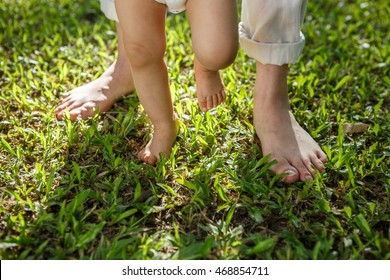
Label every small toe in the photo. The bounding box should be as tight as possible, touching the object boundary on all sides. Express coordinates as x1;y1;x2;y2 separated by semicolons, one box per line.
212;94;219;108
299;169;314;182
311;155;325;173
206;96;213;110
317;150;328;163
220;89;226;103
302;158;316;178
290;159;313;182
55;100;72;114
216;92;224;104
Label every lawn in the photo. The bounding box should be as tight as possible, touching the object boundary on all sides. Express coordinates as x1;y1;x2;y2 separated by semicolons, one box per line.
0;0;389;260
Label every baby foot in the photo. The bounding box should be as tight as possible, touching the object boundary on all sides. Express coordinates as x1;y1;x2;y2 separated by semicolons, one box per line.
54;61;134;121
194;58;226;112
138;121;178;165
256;109;327;184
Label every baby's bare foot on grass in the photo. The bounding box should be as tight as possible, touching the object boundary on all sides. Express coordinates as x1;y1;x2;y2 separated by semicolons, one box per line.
194;58;226;112
138;121;178;165
55;61;134;121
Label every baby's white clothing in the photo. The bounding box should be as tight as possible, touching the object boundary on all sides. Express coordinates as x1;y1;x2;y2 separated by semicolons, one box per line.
100;0;117;21
156;0;187;13
100;0;186;22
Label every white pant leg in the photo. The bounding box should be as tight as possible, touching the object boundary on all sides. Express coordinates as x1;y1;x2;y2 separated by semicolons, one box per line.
239;0;308;65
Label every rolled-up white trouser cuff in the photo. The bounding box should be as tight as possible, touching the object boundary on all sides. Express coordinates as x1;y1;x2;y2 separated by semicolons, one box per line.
239;24;305;66
239;0;308;65
100;0;118;22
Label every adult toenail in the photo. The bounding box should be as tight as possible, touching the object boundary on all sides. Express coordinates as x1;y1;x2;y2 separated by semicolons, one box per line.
305;175;313;181
285;170;297;176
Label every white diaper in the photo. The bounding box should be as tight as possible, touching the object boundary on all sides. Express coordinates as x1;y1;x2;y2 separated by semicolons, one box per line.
156;0;187;13
100;0;187;22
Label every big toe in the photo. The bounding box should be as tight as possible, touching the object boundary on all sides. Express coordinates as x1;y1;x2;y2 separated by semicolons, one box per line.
55;111;64;121
146;155;158;165
281;168;300;184
138;149;148;162
270;158;300;184
138;150;157;166
198;100;208;112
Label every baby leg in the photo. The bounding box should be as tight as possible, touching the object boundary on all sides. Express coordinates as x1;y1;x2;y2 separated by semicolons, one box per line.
115;0;178;165
186;0;238;112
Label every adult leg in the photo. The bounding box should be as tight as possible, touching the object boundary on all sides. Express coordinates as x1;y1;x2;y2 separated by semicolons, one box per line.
254;63;327;183
240;0;327;183
55;23;134;121
186;0;238;112
115;0;177;165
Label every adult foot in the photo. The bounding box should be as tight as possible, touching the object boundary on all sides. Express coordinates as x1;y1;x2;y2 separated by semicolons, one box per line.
138;120;178;165
194;57;226;112
254;63;327;184
256;110;327;183
54;61;134;121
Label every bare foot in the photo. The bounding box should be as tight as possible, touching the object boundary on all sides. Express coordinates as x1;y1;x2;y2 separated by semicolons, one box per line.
254;63;327;184
194;57;226;112
138;120;178;165
256;110;327;183
54;61;134;121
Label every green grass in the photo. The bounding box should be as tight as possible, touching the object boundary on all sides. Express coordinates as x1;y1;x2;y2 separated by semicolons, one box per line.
0;0;389;260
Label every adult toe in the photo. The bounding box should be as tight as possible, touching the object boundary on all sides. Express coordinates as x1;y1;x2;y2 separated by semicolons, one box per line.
311;155;325;173
198;99;208;112
270;157;300;184
317;150;328;163
283;168;300;184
